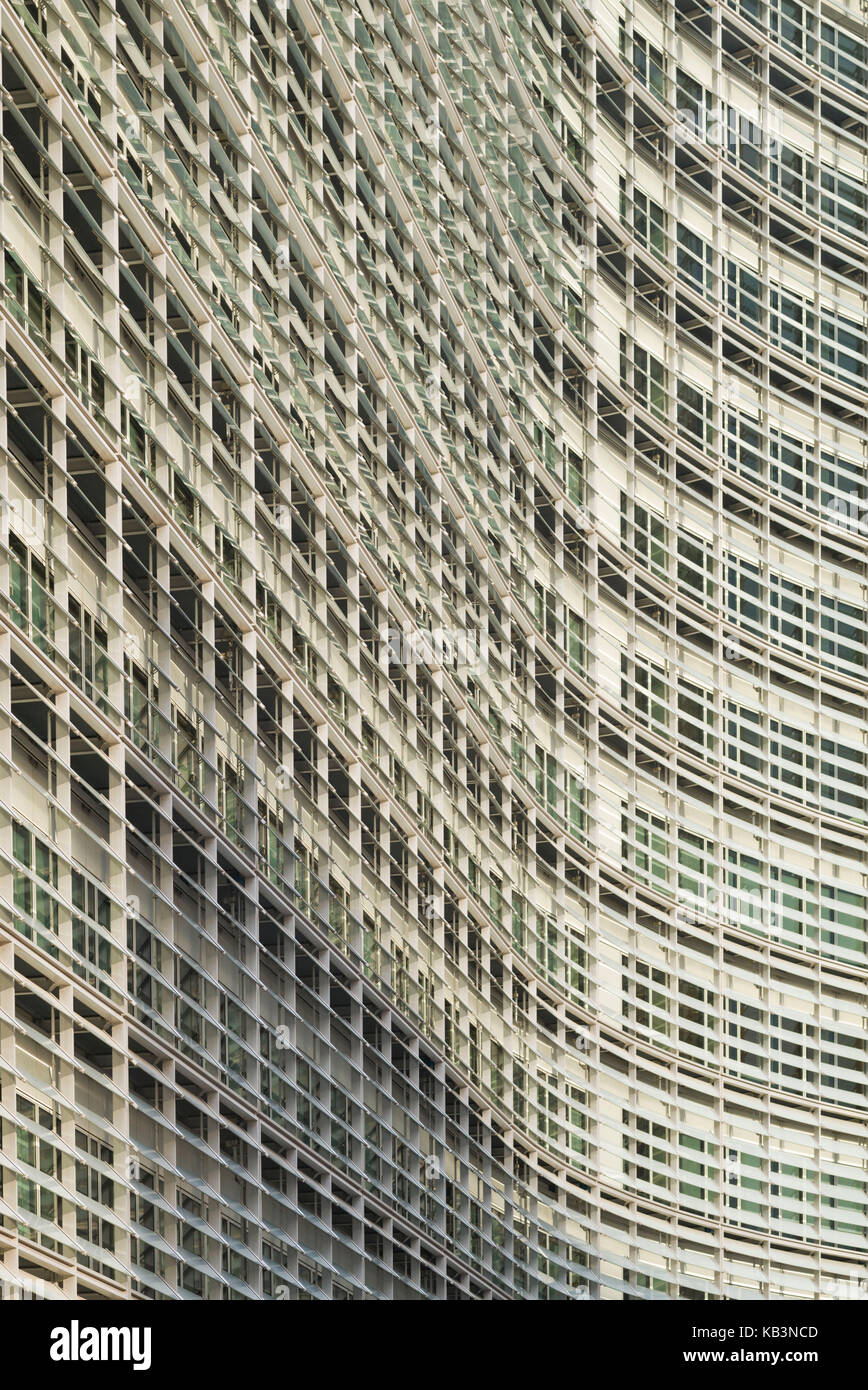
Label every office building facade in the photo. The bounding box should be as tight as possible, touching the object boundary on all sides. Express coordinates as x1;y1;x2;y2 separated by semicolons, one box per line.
0;0;866;1300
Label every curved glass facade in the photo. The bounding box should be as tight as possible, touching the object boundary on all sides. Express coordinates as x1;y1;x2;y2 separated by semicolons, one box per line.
0;0;866;1301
